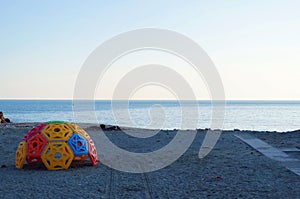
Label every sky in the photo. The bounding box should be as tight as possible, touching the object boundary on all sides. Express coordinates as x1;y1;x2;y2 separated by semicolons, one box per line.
0;0;299;100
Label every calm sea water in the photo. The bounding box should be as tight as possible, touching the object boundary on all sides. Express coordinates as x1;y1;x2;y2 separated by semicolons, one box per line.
0;100;299;132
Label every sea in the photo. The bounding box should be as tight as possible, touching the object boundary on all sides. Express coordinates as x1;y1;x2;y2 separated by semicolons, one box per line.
0;100;300;132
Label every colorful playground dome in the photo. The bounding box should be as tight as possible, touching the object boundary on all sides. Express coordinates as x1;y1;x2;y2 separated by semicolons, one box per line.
15;121;98;170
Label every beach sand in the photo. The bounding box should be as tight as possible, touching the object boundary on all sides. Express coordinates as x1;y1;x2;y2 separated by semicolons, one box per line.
0;123;300;198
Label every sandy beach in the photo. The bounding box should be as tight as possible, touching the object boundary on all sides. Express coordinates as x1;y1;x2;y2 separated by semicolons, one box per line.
1;123;300;198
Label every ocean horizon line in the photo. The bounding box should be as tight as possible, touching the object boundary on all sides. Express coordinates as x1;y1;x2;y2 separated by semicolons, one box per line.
1;99;300;102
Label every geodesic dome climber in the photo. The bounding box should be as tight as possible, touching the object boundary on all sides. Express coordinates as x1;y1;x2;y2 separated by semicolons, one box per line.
15;121;98;170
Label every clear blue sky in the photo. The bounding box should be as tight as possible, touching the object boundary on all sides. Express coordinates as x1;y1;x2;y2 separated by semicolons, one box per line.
0;1;299;100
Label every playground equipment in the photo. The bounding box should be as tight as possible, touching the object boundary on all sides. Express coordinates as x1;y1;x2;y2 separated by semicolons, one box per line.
15;121;98;170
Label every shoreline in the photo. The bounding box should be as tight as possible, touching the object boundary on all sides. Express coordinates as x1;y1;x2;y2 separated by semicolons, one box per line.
1;122;300;134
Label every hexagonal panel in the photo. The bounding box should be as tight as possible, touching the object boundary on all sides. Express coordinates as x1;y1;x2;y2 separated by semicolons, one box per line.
67;123;90;140
15;141;26;169
23;123;47;141
26;134;48;164
41;142;74;170
47;121;66;124
67;134;88;156
41;123;73;141
88;139;98;166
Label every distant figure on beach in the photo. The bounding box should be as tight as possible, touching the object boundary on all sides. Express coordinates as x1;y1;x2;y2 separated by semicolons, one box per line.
0;112;10;123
